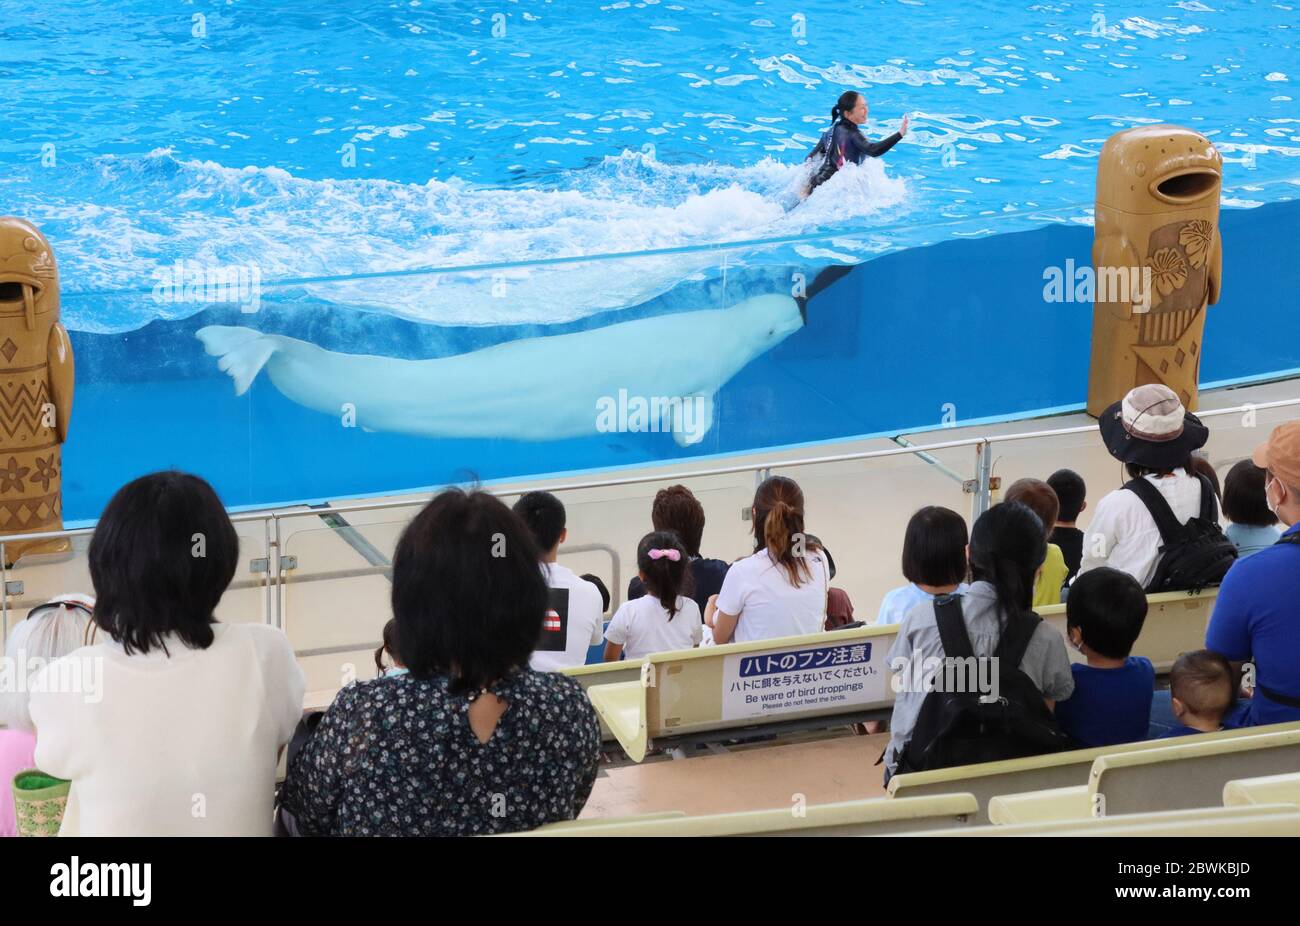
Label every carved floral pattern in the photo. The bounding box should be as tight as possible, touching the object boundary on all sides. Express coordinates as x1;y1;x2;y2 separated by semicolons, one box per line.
1179;220;1213;269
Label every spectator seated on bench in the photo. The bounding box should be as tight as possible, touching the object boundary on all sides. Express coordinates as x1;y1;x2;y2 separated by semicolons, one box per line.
279;489;601;836
1054;567;1154;748
1161;650;1236;738
876;506;969;626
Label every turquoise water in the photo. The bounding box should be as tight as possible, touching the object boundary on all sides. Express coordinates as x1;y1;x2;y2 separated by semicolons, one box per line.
3;0;1297;330
0;0;1297;518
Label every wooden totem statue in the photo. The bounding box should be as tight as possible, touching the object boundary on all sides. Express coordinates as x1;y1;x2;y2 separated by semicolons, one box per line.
0;217;74;563
1087;126;1223;417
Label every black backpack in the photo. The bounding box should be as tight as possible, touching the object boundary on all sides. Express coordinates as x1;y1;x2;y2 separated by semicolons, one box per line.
1124;473;1238;593
895;596;1070;775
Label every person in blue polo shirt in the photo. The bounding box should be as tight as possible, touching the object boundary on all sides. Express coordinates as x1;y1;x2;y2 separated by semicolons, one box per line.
1206;421;1300;727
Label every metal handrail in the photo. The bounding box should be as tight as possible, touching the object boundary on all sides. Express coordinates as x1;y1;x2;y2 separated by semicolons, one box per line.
1;394;1295;546
0;392;1295;638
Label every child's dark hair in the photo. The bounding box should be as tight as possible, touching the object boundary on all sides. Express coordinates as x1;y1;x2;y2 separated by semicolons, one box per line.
901;506;968;587
374;618;400;675
1066;567;1148;660
580;573;611;613
1047;469;1087;522
968;502;1046;629
1223;459;1278;528
512;490;566;552
1170;650;1235;720
636;531;694;620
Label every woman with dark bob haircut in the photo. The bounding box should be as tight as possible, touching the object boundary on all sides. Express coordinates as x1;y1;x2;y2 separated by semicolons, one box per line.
279;488;602;836
28;471;305;835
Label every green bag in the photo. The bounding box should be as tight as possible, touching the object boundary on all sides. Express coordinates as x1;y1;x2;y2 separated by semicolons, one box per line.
12;769;69;837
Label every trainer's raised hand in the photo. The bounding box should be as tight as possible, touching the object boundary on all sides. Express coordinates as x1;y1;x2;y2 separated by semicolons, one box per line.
900;112;910;137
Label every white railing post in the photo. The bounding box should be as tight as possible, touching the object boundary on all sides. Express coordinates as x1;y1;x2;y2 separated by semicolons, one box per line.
971;439;994;522
273;514;285;631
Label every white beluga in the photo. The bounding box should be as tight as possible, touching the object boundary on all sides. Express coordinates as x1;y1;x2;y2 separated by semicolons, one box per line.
197;291;809;446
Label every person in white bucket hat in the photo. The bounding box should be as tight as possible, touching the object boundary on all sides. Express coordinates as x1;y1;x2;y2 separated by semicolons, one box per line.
1078;383;1213;588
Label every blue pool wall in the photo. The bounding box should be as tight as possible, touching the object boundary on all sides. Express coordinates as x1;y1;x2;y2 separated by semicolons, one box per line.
59;199;1300;523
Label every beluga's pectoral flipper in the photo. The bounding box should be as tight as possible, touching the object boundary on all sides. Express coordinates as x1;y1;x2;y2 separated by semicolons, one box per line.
666;392;714;447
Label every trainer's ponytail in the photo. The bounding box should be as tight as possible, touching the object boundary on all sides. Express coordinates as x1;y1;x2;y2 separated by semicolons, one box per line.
832;90;861;126
968;502;1047;633
752;476;816;587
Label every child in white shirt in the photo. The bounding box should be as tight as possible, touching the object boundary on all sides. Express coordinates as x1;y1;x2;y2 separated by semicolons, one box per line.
605;532;703;660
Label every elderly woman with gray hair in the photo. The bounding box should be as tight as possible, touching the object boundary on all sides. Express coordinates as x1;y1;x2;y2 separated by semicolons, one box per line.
0;594;93;837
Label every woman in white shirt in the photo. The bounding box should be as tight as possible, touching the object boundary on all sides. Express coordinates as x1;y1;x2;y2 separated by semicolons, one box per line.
706;476;829;643
605;532;703;660
28;472;305;836
1079;383;1212;589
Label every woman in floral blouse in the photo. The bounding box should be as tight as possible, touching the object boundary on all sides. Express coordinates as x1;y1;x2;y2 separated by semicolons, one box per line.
279;489;602;836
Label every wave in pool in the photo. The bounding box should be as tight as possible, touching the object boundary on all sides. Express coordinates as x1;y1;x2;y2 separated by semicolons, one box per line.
19;148;910;333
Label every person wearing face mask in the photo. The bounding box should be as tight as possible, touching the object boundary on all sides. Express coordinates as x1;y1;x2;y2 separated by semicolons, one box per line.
1053;567;1155;748
1205;421;1300;727
804;90;909;195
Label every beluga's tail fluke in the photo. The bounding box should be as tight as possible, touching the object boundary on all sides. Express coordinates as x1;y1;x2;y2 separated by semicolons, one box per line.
197;325;281;395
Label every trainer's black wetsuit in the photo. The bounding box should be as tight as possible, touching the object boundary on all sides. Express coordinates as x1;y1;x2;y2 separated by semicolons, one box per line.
806;120;902;191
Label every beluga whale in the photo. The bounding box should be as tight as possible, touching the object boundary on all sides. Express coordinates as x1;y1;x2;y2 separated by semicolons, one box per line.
197;285;831;446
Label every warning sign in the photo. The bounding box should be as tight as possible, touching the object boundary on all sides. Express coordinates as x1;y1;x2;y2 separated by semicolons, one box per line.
721;640;887;721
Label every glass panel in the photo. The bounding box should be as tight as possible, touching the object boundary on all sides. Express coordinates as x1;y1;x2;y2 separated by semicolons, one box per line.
0;522;269;656
27;190;1296;529
771;438;978;617
281;511;411;698
215;524;274;626
0;533;93;655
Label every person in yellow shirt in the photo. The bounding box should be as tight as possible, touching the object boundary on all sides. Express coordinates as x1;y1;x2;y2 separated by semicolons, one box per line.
1004;478;1070;607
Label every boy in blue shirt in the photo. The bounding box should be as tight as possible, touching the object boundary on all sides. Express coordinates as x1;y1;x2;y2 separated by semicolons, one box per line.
1054;566;1155;747
1161;650;1235;738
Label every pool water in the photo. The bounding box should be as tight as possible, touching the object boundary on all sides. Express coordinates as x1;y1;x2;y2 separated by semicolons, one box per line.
0;0;1297;519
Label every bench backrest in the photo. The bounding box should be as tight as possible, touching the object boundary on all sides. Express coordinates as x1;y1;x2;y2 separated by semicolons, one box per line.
1090;728;1300;815
899;803;1300;837
520;793;978;837
890;720;1300;824
579;588;1219;758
